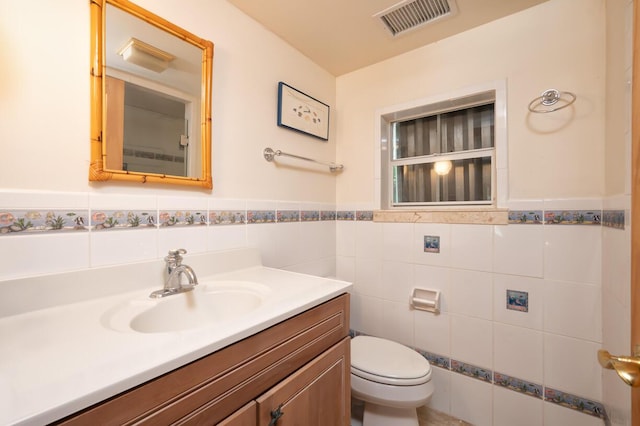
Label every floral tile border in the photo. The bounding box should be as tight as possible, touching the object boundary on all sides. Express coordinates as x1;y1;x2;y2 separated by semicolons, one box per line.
92;210;157;230
158;211;207;227
349;330;606;421
0;210;89;234
209;210;246;225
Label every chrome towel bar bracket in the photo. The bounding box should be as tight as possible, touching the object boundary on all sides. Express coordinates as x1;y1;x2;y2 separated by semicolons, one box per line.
263;147;344;172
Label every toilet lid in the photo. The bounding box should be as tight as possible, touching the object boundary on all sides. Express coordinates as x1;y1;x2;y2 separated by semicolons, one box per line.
351;336;431;386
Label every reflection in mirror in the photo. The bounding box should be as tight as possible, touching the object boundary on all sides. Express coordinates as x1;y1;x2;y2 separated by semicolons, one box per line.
90;0;213;188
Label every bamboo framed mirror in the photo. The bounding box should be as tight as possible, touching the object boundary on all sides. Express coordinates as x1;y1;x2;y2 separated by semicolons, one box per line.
90;0;213;189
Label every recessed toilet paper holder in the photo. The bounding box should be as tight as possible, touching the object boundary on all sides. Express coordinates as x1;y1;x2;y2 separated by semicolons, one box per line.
410;288;440;314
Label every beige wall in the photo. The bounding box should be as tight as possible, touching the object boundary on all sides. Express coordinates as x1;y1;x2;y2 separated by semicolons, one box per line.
335;0;606;205
0;0;337;203
602;0;633;425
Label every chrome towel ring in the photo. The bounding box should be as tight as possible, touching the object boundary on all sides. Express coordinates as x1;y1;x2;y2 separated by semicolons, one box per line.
528;89;576;113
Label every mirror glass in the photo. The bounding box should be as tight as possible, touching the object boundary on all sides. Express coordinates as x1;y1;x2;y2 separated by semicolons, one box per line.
90;0;213;188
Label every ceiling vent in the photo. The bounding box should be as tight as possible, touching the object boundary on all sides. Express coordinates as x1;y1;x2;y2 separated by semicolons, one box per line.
374;0;458;37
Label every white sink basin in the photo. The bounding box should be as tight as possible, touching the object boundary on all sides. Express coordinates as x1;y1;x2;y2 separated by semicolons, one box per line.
102;281;271;333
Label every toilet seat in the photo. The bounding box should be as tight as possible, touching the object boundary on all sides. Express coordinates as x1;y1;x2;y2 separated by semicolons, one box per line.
351;336;431;386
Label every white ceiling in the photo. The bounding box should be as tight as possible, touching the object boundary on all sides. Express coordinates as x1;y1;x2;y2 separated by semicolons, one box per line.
227;0;549;76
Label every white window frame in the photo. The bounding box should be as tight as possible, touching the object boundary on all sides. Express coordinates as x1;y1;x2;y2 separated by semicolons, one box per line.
376;80;507;210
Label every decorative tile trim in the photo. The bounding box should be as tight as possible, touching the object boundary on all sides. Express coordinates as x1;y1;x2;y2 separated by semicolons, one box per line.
336;210;355;221
451;359;492;383
602;210;625;229
545;388;606;419
277;210;300;222
416;349;450;369
320;210;336;221
300;210;320;221
494;372;543;399
92;210;156;230
0;210;89;235
349;330;607;421
544;210;601;225
247;210;276;224
356;210;374;221
209;210;246;225
508;210;543;224
158;210;207;227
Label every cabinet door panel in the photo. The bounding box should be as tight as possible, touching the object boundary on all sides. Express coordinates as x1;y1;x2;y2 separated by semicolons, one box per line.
256;338;350;426
217;401;257;426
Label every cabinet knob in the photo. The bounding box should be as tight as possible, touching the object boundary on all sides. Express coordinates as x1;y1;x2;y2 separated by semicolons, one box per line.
269;404;284;425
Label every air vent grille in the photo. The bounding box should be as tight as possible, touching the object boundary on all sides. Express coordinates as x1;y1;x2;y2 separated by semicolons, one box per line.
375;0;457;37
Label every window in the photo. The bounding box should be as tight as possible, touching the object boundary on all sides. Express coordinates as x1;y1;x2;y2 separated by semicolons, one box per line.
378;82;506;209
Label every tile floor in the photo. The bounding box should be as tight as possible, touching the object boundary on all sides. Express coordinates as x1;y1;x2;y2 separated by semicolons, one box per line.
352;399;471;425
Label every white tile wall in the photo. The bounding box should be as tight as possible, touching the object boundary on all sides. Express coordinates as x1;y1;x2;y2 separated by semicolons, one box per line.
159;226;208;256
412;223;451;267
414;310;450;357
493;322;543;384
1;233;90;280
544;226;602;285
493;225;544;277
449;269;493;320
543;402;605;426
355;220;382;260
450;373;493;426
381;222;413;261
345;200;610;424
493;386;543;426
427;367;451;414
543;280;602;342
493;274;544;330
379;299;414;346
543;333;602;401
450;314;493;369
380;261;413;302
450;224;493;272
90;228;158;267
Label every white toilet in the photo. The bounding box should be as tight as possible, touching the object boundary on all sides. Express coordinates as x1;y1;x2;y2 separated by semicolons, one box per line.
351;335;434;426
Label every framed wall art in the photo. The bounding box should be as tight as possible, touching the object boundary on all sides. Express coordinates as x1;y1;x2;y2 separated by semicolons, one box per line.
277;82;329;141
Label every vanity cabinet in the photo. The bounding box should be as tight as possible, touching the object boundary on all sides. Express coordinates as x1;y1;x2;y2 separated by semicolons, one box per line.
55;293;350;426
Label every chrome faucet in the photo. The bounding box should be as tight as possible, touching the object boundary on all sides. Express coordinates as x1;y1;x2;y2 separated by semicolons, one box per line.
150;249;199;298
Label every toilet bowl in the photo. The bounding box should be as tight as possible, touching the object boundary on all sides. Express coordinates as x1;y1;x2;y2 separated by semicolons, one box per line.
351;336;434;426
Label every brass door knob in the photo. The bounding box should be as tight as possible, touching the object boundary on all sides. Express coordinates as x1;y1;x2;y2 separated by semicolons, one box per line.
598;349;640;387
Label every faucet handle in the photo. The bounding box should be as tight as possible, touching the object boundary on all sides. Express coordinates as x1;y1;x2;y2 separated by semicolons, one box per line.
165;248;187;264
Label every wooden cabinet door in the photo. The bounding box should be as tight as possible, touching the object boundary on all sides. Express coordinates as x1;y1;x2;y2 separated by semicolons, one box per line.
256;338;350;426
217;401;257;426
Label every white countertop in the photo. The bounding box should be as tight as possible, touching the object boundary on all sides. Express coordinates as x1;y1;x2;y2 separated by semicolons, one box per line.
0;249;351;425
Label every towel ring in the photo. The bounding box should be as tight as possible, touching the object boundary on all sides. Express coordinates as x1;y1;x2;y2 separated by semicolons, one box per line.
528;89;576;113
